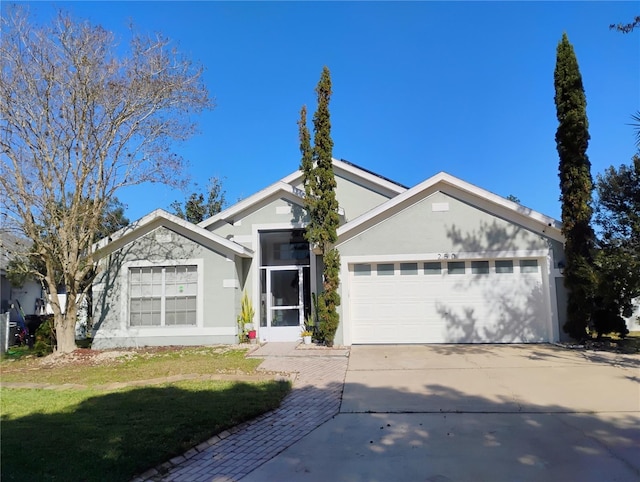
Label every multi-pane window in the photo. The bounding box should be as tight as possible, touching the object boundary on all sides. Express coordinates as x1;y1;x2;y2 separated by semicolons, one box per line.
129;266;197;326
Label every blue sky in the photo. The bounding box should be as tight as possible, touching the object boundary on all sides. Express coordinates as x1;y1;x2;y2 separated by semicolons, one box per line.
13;1;640;222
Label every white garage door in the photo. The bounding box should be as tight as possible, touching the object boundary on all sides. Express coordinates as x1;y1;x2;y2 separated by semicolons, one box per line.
349;259;548;344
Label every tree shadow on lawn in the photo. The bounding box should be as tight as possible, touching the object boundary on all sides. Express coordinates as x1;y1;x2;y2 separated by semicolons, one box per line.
1;380;290;482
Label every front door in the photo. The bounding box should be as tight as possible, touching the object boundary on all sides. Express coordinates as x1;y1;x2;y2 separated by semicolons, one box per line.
264;266;305;341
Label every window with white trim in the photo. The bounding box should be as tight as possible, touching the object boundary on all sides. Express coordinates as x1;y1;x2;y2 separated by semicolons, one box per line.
129;266;197;326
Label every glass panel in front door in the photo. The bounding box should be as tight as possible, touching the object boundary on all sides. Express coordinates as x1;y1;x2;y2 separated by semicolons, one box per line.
270;269;301;327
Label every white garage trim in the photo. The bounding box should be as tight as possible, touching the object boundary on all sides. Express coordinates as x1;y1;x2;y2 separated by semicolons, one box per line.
341;249;551;263
341;252;557;345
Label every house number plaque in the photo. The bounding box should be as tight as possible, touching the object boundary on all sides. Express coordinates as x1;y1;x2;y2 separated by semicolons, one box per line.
437;253;457;259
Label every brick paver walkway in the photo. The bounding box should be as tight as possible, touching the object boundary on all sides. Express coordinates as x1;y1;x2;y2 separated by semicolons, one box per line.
135;343;349;482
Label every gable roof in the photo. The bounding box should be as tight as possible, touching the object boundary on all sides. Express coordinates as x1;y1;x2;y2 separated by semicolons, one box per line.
337;171;564;244
198;158;407;230
198;181;306;230
93;209;253;260
280;158;408;197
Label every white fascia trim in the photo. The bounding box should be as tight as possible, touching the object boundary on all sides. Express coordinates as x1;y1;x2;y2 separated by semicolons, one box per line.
93;209;253;258
198;182;304;229
337;172;563;242
437;173;562;230
279;169;303;186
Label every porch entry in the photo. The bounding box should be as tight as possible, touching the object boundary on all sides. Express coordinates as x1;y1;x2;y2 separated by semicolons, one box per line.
259;230;311;342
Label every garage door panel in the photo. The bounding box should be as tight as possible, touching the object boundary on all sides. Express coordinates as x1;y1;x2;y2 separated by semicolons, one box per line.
352;281;400;299
349;261;548;344
351;302;398;320
354;321;449;344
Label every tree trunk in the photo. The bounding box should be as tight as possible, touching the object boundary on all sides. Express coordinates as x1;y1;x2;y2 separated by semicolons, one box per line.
54;305;78;354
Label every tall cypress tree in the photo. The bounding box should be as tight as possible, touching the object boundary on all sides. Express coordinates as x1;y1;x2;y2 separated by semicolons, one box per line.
298;105;314;204
298;67;341;345
554;33;596;340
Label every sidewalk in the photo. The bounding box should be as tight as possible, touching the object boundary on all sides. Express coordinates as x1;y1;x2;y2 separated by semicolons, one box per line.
136;342;349;482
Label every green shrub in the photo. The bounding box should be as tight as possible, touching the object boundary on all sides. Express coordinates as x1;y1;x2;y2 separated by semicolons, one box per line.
592;301;629;339
34;316;56;356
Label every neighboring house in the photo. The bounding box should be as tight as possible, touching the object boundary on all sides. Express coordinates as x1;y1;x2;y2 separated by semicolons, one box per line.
1;233;91;342
0;233;46;322
91;159;569;348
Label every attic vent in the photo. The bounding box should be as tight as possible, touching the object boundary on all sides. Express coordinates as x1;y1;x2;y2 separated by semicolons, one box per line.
432;202;450;212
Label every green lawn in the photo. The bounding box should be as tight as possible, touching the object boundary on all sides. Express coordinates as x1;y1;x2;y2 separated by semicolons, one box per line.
1;345;264;385
0;347;291;481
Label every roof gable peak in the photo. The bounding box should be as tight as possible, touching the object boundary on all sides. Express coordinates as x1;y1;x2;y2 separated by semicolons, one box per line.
338;171;562;242
93;208;253;259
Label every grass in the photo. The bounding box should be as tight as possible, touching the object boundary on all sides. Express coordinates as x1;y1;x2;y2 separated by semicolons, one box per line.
0;345;32;362
0;346;292;481
1;345;263;385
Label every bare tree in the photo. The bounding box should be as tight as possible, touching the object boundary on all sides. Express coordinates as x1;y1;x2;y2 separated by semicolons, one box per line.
0;7;213;352
609;16;640;34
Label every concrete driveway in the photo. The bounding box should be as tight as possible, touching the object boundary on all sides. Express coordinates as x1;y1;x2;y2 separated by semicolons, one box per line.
243;344;640;482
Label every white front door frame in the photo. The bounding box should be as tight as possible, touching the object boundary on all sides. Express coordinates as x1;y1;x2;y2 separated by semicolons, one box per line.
261;265;305;342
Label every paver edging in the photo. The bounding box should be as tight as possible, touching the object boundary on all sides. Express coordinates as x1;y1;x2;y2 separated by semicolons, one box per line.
132;349;349;481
